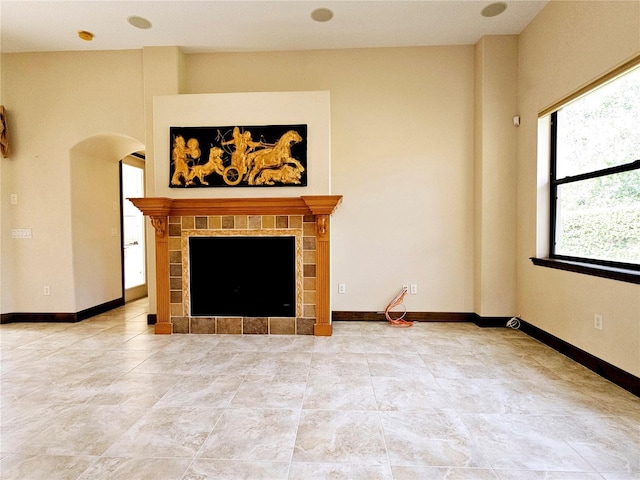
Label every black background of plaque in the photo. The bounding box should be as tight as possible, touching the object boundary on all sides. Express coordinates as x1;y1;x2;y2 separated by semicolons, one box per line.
189;236;296;317
169;124;307;187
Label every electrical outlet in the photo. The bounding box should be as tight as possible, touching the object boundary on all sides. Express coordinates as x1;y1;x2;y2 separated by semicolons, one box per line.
43;286;51;296
10;193;18;205
338;283;346;294
594;314;603;330
402;284;409;292
410;284;418;295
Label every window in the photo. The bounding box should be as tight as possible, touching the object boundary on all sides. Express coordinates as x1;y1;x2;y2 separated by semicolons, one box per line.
548;64;640;272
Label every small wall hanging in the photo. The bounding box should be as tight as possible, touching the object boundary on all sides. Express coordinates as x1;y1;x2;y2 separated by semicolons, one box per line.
0;106;9;158
169;124;307;188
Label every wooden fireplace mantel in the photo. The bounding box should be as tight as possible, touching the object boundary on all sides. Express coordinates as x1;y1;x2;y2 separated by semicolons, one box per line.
129;195;342;336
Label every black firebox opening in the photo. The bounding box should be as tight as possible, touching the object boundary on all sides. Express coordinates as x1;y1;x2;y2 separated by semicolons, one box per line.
189;236;296;317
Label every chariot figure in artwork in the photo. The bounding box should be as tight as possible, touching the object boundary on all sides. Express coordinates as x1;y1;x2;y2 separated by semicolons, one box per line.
220;126;268;185
169;125;307;188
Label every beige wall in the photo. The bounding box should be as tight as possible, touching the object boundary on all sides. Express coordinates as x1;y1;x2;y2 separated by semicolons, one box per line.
474;36;519;317
141;46;187;314
1;50;145;313
186;47;476;313
517;1;640;375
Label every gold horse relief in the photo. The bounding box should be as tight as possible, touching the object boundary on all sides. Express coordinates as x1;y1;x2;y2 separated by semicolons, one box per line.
170;127;305;187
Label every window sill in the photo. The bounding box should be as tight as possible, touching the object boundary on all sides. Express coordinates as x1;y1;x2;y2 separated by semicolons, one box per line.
530;257;640;284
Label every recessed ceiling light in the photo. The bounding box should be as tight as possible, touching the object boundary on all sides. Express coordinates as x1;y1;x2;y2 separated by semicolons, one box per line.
311;8;334;23
127;15;152;29
78;30;94;41
481;2;508;18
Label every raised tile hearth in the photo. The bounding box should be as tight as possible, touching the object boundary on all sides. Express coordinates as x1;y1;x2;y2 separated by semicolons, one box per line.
130;196;342;336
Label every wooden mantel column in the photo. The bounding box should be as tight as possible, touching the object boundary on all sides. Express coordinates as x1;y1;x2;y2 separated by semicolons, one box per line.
129;197;174;334
130;195;342;336
149;216;172;334
301;196;342;336
313;214;332;335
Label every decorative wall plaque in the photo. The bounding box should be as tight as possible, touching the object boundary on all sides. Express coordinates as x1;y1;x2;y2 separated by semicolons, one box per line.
169;125;307;188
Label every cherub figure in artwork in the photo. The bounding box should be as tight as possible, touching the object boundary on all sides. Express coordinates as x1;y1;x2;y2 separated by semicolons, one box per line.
170;135;188;185
171;136;201;186
186;138;201;159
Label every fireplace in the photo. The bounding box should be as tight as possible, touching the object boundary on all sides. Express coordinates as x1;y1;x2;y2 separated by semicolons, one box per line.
189;236;297;318
129;196;342;336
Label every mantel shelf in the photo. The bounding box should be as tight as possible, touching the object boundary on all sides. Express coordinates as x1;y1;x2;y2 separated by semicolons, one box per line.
129;195;342;217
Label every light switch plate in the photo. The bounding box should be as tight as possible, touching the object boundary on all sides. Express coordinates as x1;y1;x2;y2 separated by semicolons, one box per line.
12;228;32;238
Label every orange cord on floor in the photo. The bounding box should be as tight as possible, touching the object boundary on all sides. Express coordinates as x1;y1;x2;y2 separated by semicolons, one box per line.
385;287;413;327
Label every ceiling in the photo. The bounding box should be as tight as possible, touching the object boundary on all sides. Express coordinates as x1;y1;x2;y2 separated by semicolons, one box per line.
1;0;548;54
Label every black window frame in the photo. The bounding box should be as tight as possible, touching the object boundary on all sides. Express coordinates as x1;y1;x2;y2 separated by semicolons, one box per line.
548;111;640;273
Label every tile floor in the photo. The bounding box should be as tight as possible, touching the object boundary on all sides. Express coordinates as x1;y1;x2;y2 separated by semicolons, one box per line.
1;298;638;479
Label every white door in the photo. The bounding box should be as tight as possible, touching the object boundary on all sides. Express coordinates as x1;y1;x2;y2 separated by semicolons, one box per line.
122;160;147;300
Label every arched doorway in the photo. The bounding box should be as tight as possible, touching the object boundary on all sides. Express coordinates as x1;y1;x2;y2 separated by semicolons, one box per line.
69;134;145;312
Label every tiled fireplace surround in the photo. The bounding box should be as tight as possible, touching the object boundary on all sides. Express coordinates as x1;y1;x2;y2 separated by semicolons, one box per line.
130;196;342;336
